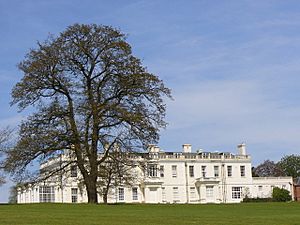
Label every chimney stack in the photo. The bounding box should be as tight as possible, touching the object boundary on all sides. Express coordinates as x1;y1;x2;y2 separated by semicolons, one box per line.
148;144;160;153
182;144;192;153
237;143;246;155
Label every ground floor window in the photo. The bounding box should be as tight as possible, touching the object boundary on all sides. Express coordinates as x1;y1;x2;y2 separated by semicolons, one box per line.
39;186;55;202
71;188;78;203
232;187;242;199
132;188;138;200
206;186;214;198
190;187;196;199
173;187;179;202
119;188;124;201
162;187;166;202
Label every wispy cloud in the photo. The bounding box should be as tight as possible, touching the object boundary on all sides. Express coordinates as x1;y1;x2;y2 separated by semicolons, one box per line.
159;76;300;162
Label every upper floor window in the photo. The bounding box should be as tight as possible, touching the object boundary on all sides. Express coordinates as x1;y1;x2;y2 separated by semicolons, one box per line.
189;165;194;177
160;165;164;177
240;166;245;177
172;165;177;177
214;166;219;177
227;166;232;177
201;166;206;177
70;165;77;177
148;164;158;177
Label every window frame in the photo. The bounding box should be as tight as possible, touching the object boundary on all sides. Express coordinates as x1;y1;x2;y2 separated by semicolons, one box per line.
227;166;232;177
240;165;245;177
172;165;177;178
214;166;219;177
162;187;166;202
118;187;125;201
206;186;214;198
232;187;242;199
201;166;206;178
190;187;196;199
132;187;138;201
70;165;78;178
148;164;158;177
173;187;179;202
160;165;164;177
39;186;55;203
71;188;78;203
189;165;194;177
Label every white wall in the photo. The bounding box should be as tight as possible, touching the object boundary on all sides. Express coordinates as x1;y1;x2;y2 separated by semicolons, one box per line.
17;149;294;204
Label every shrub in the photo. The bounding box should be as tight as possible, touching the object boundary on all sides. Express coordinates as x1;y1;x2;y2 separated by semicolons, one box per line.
243;197;273;203
272;187;292;202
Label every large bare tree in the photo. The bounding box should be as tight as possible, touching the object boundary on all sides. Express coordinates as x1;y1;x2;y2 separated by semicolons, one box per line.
1;24;171;203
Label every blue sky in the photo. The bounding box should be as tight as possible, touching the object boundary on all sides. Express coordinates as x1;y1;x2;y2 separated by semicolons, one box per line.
1;0;300;202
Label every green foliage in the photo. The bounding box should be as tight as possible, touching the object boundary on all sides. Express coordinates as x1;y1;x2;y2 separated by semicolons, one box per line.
0;203;299;225
272;187;292;202
278;154;300;178
243;197;273;202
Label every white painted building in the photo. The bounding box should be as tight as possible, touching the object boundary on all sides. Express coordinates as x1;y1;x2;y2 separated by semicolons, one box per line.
17;143;294;204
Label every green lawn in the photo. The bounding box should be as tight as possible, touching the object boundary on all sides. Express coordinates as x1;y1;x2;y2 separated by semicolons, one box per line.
0;202;299;225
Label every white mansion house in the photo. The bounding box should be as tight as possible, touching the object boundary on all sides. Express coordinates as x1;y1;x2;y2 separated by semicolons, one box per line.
17;143;294;204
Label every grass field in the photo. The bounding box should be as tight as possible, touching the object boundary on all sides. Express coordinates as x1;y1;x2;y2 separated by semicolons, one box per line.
0;202;299;225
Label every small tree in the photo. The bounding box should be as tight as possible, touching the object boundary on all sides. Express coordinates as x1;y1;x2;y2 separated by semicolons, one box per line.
98;151;137;204
278;155;300;178
272;187;292;202
8;185;18;204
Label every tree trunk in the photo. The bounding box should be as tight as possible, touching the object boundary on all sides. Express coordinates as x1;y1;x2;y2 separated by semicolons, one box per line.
103;193;108;204
86;179;98;204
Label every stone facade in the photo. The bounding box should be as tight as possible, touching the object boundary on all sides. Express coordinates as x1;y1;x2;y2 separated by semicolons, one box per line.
17;144;294;204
